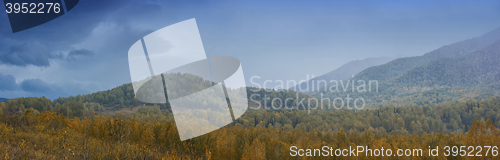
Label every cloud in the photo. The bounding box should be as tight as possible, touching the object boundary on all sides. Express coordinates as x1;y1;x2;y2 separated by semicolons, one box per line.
0;0;196;99
20;79;55;93
68;49;94;57
0;43;95;67
14;77;104;99
0;42;53;67
0;0;166;68
66;49;94;61
0;73;18;91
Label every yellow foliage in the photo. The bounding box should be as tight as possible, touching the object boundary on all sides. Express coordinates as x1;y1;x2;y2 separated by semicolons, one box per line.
0;111;498;159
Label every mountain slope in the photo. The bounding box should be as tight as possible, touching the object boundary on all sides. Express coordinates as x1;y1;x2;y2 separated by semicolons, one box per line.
291;57;394;92
352;28;500;82
312;39;500;108
390;40;500;88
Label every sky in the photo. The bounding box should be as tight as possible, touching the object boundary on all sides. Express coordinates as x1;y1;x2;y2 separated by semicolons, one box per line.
0;0;499;99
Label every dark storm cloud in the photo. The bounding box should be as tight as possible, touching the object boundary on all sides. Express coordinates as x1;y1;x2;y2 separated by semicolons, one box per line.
69;49;93;56
0;0;163;67
0;42;52;67
17;78;104;99
20;79;55;93
0;0;177;99
0;73;18;91
0;44;95;67
66;49;94;61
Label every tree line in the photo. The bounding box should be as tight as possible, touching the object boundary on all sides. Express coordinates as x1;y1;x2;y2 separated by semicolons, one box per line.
0;109;498;159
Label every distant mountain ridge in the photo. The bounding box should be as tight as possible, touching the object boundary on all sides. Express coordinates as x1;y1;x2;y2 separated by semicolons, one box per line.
389;40;500;88
291;57;394;92
352;28;500;82
311;28;500;108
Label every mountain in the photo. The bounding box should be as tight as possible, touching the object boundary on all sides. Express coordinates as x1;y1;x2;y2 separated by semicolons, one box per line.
312;39;500;108
310;28;500;108
291;57;394;92
390;40;500;88
352;28;500;82
0;98;8;102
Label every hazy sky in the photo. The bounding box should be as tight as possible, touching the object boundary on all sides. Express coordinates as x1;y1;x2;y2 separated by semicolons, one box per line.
0;0;499;99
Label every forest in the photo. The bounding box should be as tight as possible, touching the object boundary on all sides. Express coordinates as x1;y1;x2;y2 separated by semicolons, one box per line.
0;94;500;159
4;94;500;135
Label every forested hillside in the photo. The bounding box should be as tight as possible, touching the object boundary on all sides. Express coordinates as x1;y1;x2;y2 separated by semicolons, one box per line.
1;96;500;159
313;38;500;108
3;82;314;117
351;27;500;82
2;92;500;136
390;40;500;87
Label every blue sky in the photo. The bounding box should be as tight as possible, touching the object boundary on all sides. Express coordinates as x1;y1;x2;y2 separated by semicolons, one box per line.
0;0;499;99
